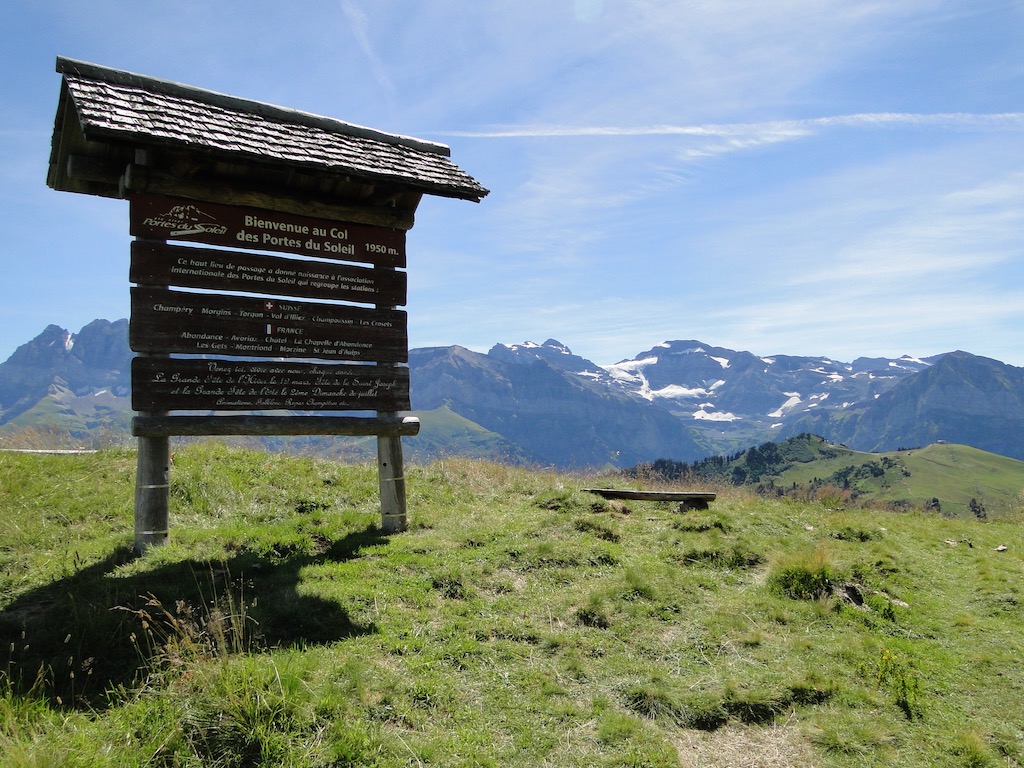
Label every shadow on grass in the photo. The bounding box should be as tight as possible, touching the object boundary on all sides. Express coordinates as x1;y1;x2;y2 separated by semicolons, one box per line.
0;525;389;708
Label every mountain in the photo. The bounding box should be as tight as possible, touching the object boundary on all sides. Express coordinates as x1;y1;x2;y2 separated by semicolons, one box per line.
408;343;705;467
595;340;937;454
781;351;1024;457
0;320;133;438
3;322;1024;466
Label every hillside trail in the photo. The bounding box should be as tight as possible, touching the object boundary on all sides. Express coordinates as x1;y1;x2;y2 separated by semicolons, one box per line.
945;445;985;499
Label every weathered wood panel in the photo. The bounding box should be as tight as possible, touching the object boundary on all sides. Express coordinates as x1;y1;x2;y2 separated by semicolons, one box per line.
120;163;419;230
130;241;406;306
129;287;407;362
130;193;407;267
132;414;420;437
132;358;410;412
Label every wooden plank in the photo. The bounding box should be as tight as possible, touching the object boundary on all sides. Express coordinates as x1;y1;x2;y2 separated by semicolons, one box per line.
132;358;410;412
132;414;420;437
66;154;123;186
582;489;717;503
130;192;407;267
129;287;408;362
131;241;406;305
121;164;418;230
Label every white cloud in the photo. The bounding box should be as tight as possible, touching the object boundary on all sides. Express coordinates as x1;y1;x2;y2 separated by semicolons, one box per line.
446;112;1024;139
339;0;395;100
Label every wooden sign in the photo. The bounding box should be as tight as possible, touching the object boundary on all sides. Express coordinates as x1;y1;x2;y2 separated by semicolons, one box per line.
130;241;406;306
132;358;410;412
130;193;407;268
129;287;408;362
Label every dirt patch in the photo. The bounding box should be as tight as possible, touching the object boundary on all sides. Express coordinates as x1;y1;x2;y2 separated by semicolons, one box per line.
672;720;820;768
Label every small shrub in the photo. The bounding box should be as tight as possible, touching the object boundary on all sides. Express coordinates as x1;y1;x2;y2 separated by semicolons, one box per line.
674;515;730;533
676;543;764;570
118;584;260;669
678;692;728;731
620;568;657;601
596;710;643;744
876;647;922;720
952;731;1001;767
574;594;611;629
830;525;883;542
817;484;851;508
768;548;843;600
587;545;619;567
622;681;681;721
532;489;575;511
431;572;466;600
811;713;896;755
788;673;837;705
722;683;788;725
326;720;377;767
573;517;620;542
176;658;310;767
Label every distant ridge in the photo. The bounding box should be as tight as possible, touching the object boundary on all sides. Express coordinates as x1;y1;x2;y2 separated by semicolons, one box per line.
3;322;1024;467
630;433;1024;518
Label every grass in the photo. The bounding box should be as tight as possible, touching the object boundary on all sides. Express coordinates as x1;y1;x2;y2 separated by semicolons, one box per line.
769;441;1024;518
1;442;1023;766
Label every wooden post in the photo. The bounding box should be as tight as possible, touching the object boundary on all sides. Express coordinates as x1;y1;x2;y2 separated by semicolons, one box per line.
377;256;408;534
377;423;408;533
130;156;172;552
134;420;169;552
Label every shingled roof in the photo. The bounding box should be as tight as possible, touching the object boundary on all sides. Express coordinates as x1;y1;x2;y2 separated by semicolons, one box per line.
48;57;488;207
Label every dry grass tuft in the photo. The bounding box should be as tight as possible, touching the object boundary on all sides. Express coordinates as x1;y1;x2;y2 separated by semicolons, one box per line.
673;721;819;768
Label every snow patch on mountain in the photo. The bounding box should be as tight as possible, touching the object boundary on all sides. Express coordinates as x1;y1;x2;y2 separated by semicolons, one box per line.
499;339;573;357
768;393;803;418
810;367;845;382
603;357;660;399
652;384;708;399
889;356;928;371
693;405;740;422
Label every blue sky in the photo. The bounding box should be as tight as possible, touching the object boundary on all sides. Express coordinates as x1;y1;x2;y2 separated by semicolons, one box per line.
3;0;1023;367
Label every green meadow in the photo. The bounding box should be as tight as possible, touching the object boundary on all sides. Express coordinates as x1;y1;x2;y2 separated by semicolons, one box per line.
2;443;1023;766
646;435;1024;519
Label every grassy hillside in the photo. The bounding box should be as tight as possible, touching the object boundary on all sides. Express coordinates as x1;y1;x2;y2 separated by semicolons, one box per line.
643;435;1024;519
0;387;133;444
775;442;1024;517
2;444;1023;767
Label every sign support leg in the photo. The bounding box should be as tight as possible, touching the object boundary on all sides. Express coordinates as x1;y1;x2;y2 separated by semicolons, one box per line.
377;412;408;534
134;424;170;553
375;265;409;534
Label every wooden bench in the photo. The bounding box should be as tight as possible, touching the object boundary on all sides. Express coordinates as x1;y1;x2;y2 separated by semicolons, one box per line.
582;488;716;512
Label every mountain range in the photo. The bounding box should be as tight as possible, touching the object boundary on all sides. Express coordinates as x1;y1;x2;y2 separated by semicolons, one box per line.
2;322;1023;468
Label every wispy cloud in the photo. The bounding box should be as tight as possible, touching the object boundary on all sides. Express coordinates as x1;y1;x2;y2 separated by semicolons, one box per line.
443;112;1024;139
339;0;395;99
